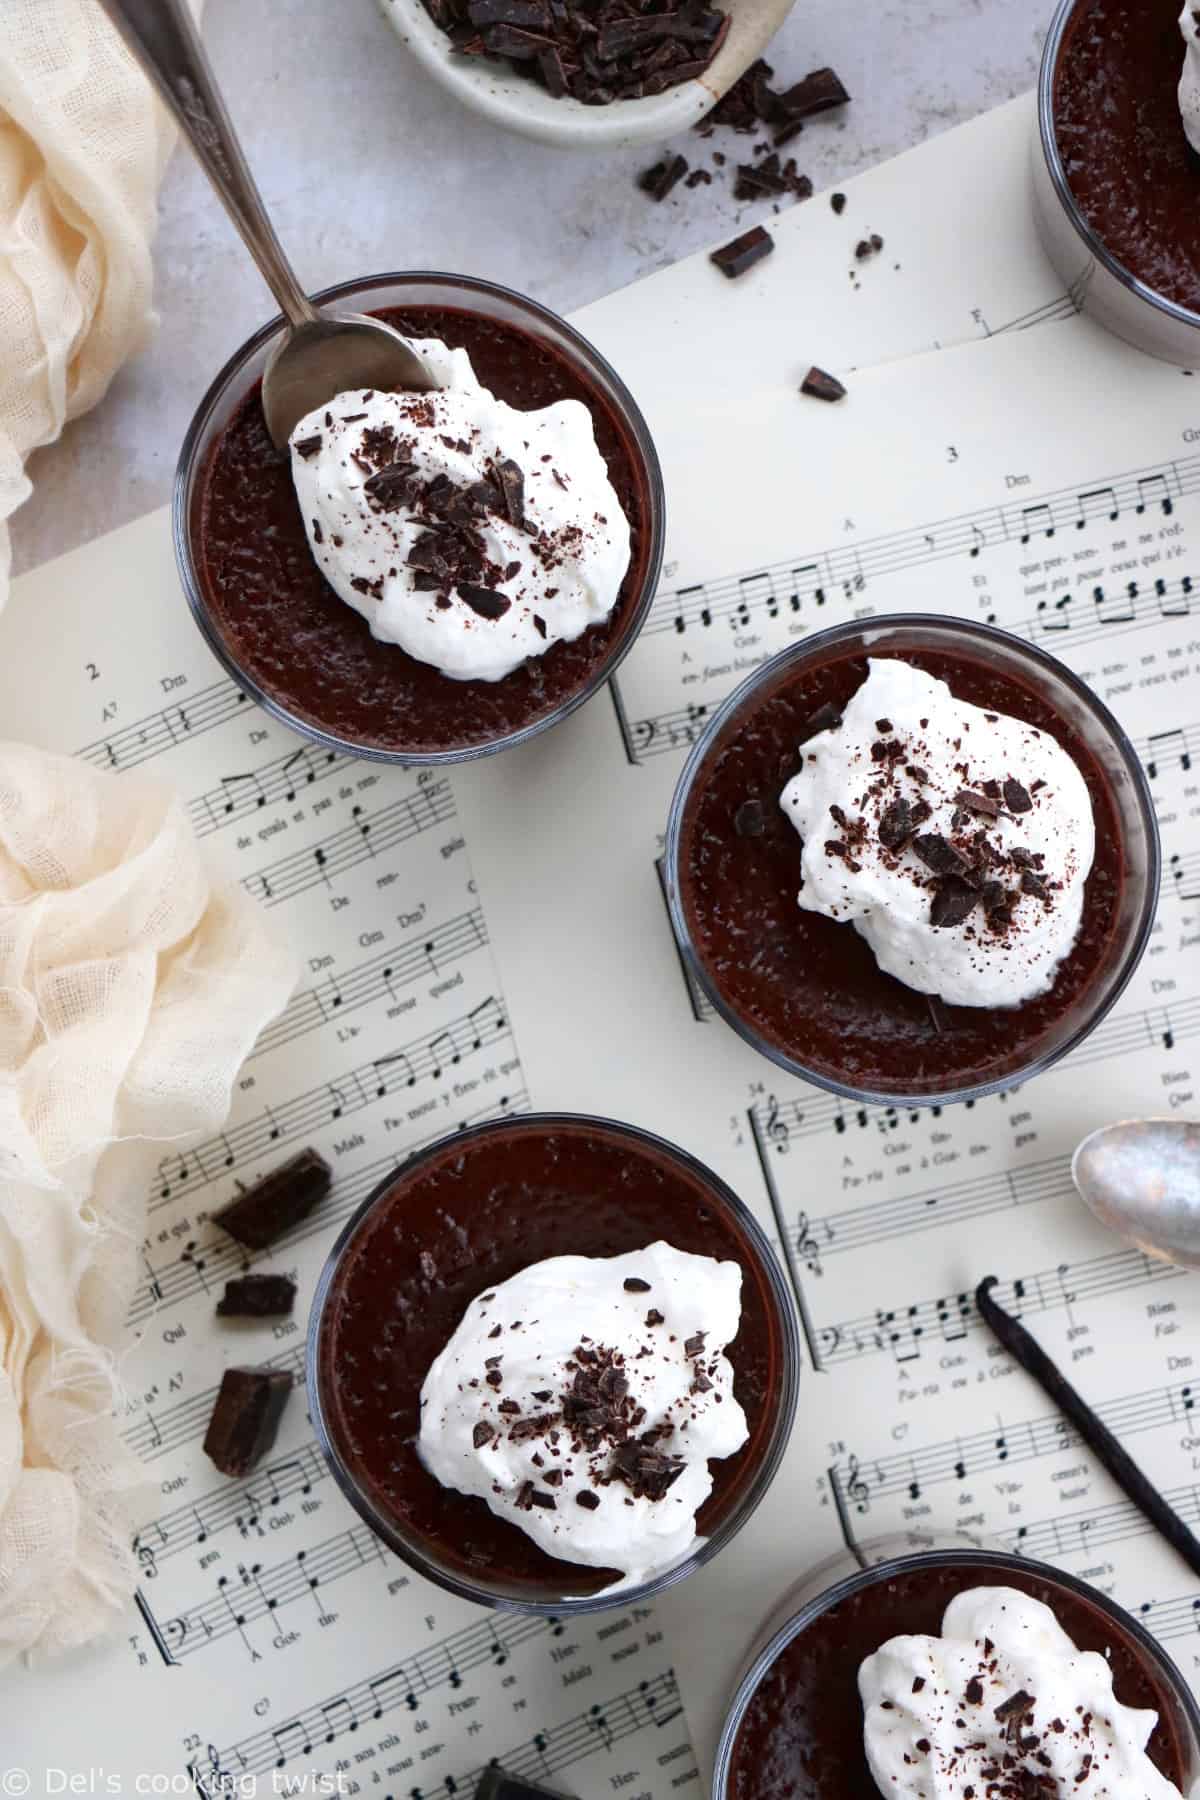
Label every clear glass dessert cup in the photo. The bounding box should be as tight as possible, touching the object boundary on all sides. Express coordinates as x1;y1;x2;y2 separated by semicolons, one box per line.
664;614;1160;1108
306;1111;801;1615
712;1539;1200;1799
1032;0;1200;366
174;271;665;765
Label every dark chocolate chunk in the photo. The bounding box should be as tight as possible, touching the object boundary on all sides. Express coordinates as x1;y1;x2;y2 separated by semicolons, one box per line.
646;1308;665;1326
683;1330;707;1357
955;787;1001;817
494;457;526;528
623;1276;652;1292
473;1421;496;1447
912;1677;926;1694
350;573;384;601
710;224;774;279
912;834;970;878
216;1274;297;1318
774;66;849;119
212;1148;332;1251
468;0;550;24
734;797;767;837
830;190;846;214
965;1676;984;1705
311;519;323;544
363;461;418;512
878;797;917;849
203;1367;293;1478
638;153;689;201
1021;870;1049;899
803;701;842;737
532;614;547;639
515;1481;535;1511
292;434;322;460
1003;777;1033;813
800;365;847;403
459;584;513;620
529;1488;557;1509
576;1489;600;1510
875;718;893;734
1010;845;1038;868
981;880;1010;913
929;879;977;928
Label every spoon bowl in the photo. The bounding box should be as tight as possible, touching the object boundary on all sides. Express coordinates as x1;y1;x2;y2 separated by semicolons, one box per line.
1072;1117;1200;1268
99;0;435;447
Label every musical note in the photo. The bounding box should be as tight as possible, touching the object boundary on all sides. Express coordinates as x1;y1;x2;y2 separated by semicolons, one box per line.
1076;484;1118;526
1019;502;1055;542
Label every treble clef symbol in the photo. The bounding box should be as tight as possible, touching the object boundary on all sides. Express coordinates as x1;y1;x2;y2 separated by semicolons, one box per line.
846;1454;871;1514
765;1094;789;1150
795;1211;823;1277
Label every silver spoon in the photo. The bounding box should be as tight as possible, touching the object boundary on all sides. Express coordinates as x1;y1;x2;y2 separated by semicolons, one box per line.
1073;1117;1200;1268
97;0;435;447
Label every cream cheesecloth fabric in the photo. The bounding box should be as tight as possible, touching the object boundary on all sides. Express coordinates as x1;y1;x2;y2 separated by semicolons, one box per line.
0;0;201;608
0;744;294;1663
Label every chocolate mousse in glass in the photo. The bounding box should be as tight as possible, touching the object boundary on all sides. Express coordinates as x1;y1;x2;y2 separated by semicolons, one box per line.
306;1113;800;1613
175;273;664;764
713;1542;1200;1800
1035;0;1200;363
664;616;1158;1107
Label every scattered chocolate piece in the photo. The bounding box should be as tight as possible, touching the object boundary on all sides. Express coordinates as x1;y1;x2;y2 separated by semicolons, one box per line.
611;1435;687;1500
710;224;774;279
532;614;547;639
878;797;917;849
981;880;1010;914
774;66;849;119
529;1488;557;1509
639;153;690;201
1021;870;1049;899
929;879;977;929
1003;777;1033;813
800;365;847;403
473;1421;496;1448
212;1148;332;1251
494;457;526;528
912;1676;926;1694
292;434;322;460
803;701;842;737
965;1676;985;1705
203;1367;293;1478
912;833;970;878
576;1489;600;1510
515;1481;535;1511
623;1276;652;1292
646;1308;665;1326
363;461;418;512
734;797;767;836
459;584;513;620
955;787;1001;818
830;190;846;214
733;153;812;203
216;1274;297;1319
683;1330;707;1357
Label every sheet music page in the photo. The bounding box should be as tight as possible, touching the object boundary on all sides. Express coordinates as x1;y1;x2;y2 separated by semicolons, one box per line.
0;89;1079;1800
455;310;1200;1779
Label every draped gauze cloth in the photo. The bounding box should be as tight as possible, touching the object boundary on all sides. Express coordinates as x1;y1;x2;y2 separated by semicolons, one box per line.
0;745;294;1663
0;0;200;608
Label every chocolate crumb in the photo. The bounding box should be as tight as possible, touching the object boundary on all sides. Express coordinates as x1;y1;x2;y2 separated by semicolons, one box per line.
801;365;847;403
473;1422;495;1448
930;879;977;928
710;224;774;279
293;434;322;460
646;1309;665;1327
1003;778;1033;813
623;1276;652;1292
576;1489;600;1509
639;154;690;202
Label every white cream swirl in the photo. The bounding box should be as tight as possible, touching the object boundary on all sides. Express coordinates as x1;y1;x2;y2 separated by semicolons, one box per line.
1180;5;1200;155
289;335;630;683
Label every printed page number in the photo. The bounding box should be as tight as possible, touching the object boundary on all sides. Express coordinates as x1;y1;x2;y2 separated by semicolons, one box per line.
86;662;100;681
946;446;959;463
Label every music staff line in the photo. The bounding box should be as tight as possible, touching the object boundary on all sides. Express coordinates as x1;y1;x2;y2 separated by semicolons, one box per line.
791;1155;1072;1274
190;1613;560;1781
249;906;488;1063
158;1523;388;1659
152;994;508;1209
831;1373;1195;1511
644;449;1189;640
242;780;456;909
194;1669;685;1799
78;679;248;773
134;1050;518;1322
134;1442;328;1574
126;1090;529;1438
625;572;1199;760
750;980;1200;1152
815;1242;1185;1369
1003;1479;1200;1566
190;742;345;838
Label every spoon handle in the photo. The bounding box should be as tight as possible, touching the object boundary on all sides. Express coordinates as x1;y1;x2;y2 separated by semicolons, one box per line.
97;0;319;329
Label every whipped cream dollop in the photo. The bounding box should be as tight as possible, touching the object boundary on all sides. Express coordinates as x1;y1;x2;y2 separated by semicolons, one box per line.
289;335;631;682
859;1585;1183;1800
779;659;1095;1009
417;1240;748;1588
1180;6;1200;156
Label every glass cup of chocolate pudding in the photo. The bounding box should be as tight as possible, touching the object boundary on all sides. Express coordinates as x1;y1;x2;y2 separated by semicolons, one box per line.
664;615;1159;1107
306;1112;801;1613
175;272;664;763
1034;0;1200;364
712;1543;1200;1800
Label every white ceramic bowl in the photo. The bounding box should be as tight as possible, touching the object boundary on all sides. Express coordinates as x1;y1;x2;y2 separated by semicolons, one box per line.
376;0;796;148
